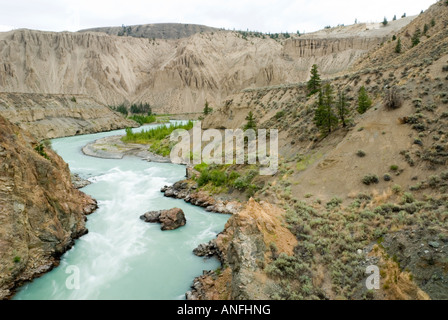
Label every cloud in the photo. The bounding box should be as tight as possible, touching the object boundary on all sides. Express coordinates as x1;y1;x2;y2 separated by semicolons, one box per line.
0;0;438;33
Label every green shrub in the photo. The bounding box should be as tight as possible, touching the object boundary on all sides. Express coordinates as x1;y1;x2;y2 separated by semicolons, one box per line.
275;111;286;119
13;256;21;263
229;171;240;180
34;143;49;160
266;253;309;279
326;197;342;209
194;163;209;173
197;169;211;187
402;192;415;204
428;175;441;188
356;150;366;158
362;174;379;185
149;140;172;157
390;165;399;171
197;166;242;189
233;169;258;190
130;102;152;115
209;170;227;187
128;115;157;125
440;171;448;181
112;104;129;116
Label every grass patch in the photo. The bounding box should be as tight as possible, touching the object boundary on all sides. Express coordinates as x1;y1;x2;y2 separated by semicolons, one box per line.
390;165;399;171
296;153;322;172
128;115;157;125
122;121;194;144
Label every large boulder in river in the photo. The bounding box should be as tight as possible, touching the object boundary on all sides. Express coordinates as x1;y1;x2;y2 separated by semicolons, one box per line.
159;208;187;230
140;208;186;231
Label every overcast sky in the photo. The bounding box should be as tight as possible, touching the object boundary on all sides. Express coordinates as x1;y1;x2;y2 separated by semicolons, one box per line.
0;0;437;34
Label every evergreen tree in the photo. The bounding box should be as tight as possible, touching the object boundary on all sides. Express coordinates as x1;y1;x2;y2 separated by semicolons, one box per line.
307;64;321;96
336;90;350;128
395;37;402;53
357;86;372;114
382;17;388;26
393;15;397;21
314;90;326;131
314;84;338;134
203;100;213;115
244;111;257;131
423;23;429;35
411;28;421;47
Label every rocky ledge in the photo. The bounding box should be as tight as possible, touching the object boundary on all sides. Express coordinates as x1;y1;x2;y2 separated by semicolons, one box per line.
186;199;298;300
71;173;91;189
161;181;242;215
140;208;186;231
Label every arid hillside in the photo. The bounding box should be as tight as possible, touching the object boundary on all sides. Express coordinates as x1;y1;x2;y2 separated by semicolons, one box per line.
0;18;412;114
188;1;448;300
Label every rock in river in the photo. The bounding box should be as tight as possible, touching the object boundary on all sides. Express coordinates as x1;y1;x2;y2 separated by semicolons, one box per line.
140;208;186;231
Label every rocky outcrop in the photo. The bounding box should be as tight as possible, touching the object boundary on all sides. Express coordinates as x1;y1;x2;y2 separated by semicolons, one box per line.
71;173;91;189
0;92;137;140
379;227;448;300
0;115;97;299
186;199;298;300
140;208;186;231
161;181;242;215
193;239;223;260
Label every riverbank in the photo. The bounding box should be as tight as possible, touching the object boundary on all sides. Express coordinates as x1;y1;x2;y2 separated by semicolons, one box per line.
159;175;299;300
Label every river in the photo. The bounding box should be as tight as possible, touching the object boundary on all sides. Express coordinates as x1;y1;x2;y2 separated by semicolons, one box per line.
13;124;229;300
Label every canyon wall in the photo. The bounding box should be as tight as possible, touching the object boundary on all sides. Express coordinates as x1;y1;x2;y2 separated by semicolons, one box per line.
0;19;412;114
0;115;97;299
0;93;137;140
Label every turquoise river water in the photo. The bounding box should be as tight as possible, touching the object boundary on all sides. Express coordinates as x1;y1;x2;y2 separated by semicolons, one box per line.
13;124;230;300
